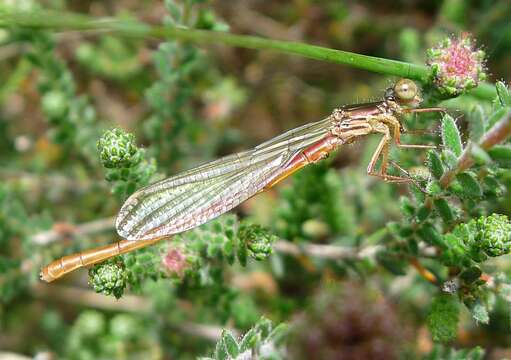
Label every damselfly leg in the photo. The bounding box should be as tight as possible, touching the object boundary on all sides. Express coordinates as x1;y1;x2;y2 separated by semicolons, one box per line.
366;107;445;185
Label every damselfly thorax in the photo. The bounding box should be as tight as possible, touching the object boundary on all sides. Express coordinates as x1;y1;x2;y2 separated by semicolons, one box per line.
40;79;444;282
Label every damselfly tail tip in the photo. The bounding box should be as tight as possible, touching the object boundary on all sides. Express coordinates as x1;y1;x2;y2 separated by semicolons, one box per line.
39;268;53;283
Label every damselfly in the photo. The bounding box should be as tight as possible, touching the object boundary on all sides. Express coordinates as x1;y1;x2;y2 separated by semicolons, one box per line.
40;79;444;282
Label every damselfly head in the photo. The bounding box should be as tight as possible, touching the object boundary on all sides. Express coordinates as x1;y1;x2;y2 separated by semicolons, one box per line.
386;79;422;107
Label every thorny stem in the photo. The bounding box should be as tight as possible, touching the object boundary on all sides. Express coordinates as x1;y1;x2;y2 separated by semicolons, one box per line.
439;109;511;188
0;8;496;99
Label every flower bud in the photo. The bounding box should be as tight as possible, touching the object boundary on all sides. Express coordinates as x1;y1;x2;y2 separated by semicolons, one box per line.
238;224;277;261
476;214;511;257
427;34;486;96
97;128;139;169
88;260;127;299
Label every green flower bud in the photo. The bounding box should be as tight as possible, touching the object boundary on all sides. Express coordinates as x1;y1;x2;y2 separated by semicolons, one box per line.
88;260;127;299
475;214;511;257
97;128;139;169
238;224;277;261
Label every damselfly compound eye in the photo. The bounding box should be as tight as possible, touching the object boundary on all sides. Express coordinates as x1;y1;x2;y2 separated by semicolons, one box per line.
394;79;418;101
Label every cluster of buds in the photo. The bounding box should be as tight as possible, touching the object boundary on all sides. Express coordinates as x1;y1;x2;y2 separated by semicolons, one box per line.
427;34;486;96
88;260;127;299
97;128;140;169
475;213;511;257
238;223;277;261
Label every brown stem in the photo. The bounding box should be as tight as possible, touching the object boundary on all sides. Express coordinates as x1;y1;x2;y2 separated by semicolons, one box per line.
410;258;437;284
31;217;116;245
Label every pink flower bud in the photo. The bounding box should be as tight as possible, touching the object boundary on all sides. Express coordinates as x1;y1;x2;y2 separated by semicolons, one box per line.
162;248;187;276
427;34;486;96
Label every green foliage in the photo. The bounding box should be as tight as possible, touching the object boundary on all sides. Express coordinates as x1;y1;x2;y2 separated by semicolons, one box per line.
475;213;511;257
75;36;143;81
275;163;356;240
142;0;230;169
65;311;157;359
441;214;511;266
424;345;484;360
26;32;101;161
99;128;157;199
427;294;460;342
203;317;288;360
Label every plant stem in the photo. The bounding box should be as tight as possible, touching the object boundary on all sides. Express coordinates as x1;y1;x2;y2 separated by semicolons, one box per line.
0;9;427;79
31;216;116;245
410;258;437;284
0;9;497;100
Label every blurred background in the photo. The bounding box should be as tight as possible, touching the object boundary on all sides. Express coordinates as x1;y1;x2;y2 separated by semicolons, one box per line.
1;0;511;359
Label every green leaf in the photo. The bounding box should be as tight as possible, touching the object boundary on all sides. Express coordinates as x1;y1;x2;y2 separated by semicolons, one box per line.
266;323;288;346
455;172;482;198
428;150;444;179
427;180;442;196
434;198;454;223
441;114;463;157
221;330;239;358
488;145;511;167
239;328;259;353
417;205;432;222
441;233;467;266
376;251;407;275
470;144;491;165
214;337;228;360
459;266;482;284
470;301;489;324
496;81;511;107
254;317;272;338
469;105;485;142
487;106;510;130
164;0;182;22
424;345;485;360
427;294;460;342
418;223;445;248
442;149;459;169
400;196;415;217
